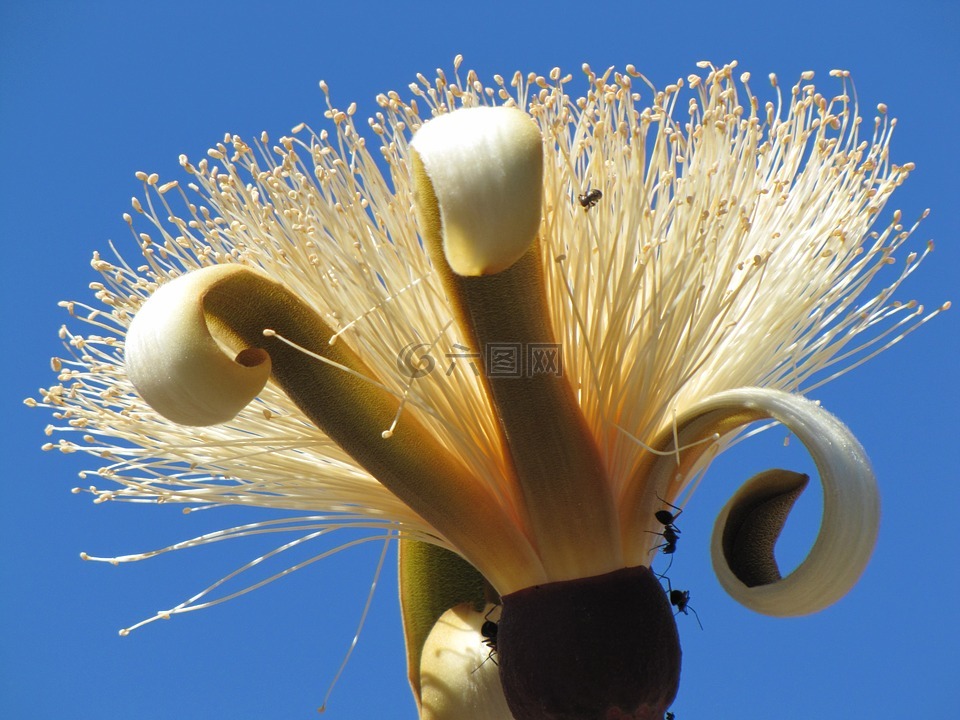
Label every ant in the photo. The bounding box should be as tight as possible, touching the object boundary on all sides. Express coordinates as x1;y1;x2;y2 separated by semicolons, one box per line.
647;494;683;576
664;577;703;630
653;494;683;530
665;713;676;720
474;605;499;672
577;188;602;210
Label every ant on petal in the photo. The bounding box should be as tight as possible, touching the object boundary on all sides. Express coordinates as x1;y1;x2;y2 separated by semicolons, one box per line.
654;493;683;530
664;577;703;630
473;605;500;672
647;494;683;576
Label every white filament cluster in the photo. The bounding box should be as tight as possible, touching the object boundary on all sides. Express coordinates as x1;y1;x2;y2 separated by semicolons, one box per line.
30;57;944;627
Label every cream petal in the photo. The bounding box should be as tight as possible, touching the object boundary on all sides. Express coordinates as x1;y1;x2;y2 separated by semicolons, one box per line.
696;388;880;616
419;604;513;720
124;265;271;426
411;106;543;276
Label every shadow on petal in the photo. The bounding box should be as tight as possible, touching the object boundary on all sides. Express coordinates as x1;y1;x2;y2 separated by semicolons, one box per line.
419;604;513;720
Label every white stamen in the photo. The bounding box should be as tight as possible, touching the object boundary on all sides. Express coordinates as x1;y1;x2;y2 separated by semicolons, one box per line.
317;533;393;713
117;532;396;635
615;425;720;458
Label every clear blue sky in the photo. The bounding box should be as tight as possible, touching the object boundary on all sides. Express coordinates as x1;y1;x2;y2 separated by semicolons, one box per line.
3;1;958;718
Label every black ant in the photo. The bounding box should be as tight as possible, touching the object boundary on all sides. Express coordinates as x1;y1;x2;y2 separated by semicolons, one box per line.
664;577;702;630
647;495;683;576
653;493;683;530
474;605;499;671
577;188;602;210
665;713;676;720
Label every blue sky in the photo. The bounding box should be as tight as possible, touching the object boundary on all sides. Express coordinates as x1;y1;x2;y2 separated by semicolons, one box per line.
2;1;958;718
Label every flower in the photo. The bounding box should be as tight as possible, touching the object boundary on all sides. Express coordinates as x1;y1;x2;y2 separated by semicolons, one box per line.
30;58;947;719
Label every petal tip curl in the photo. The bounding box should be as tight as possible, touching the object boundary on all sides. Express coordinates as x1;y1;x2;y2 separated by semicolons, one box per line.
411;106;543;276
125;266;272;426
703;389;880;617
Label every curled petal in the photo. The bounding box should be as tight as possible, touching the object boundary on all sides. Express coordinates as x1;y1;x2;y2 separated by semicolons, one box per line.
716;469;809;588
624;388;879;617
125;265;271;426
418;605;512;720
411;106;543;276
698;388;880;616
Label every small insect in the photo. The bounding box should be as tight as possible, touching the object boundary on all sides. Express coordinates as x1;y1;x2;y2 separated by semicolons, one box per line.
665;713;676;720
474;605;500;671
648;524;679;556
647;495;683;575
665;578;703;630
577;188;602;210
654;494;683;530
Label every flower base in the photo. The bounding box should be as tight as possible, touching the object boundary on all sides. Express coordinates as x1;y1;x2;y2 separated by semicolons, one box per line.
497;565;680;720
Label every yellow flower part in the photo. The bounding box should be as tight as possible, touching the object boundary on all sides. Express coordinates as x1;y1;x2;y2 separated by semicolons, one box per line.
31;58;947;720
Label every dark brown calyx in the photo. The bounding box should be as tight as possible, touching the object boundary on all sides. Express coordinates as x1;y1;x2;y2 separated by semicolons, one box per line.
497;565;680;720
